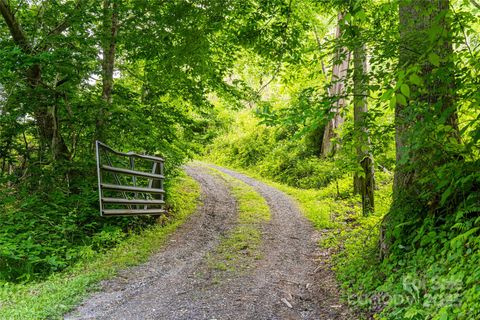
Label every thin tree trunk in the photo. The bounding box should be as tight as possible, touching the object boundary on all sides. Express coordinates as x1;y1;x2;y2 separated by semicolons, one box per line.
353;42;375;214
321;13;350;158
0;0;70;161
96;0;119;142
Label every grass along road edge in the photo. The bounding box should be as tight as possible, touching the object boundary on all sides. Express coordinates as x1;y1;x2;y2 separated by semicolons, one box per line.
195;163;271;274
0;172;201;320
199;160;392;317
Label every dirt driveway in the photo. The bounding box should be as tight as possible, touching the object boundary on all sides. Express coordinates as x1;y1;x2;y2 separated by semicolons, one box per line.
66;164;353;320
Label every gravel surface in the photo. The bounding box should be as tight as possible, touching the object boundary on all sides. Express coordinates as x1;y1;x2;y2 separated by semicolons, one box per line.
66;164;353;320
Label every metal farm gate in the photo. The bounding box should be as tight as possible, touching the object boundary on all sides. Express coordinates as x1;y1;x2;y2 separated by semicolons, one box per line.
95;141;165;216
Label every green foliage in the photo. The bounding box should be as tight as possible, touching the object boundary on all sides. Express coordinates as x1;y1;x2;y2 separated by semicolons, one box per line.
0;164;156;282
1;0;480;318
0;0;304;287
0;171;201;319
333;210;480;320
206;111;341;189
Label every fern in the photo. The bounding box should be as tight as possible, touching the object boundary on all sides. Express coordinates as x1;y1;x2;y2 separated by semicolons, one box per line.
450;227;480;248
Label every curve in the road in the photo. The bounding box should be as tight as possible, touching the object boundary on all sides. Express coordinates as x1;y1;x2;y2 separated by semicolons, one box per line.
66;164;353;320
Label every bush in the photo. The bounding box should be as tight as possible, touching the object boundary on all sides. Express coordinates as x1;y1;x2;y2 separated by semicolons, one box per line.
206;110;340;189
331;185;480;319
0;163;156;282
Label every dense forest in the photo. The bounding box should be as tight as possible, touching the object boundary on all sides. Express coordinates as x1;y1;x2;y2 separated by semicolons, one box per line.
0;0;479;319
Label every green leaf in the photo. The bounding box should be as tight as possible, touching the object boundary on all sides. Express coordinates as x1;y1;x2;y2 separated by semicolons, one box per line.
409;74;422;86
450;227;479;248
400;84;411;98
437;307;449;320
440;185;454;205
396;93;407;106
404;307;421;319
381;88;393;101
389;95;397;108
428;52;441;67
355;10;367;22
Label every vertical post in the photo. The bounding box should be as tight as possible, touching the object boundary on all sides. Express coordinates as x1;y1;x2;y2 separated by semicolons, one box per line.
130;156;137;208
146;161;158;210
95;141;104;216
160;161;164;202
130;156;136;187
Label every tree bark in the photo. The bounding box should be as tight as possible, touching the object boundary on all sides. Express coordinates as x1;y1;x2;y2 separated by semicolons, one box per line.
321;13;350;158
381;0;460;258
394;0;459;197
0;0;70;161
96;0;119;142
353;42;375;214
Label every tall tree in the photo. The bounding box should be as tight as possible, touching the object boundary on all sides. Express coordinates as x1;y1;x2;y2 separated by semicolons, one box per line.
0;0;71;160
395;0;459;190
353;40;375;214
321;13;350;157
381;0;461;255
346;2;376;214
96;0;119;142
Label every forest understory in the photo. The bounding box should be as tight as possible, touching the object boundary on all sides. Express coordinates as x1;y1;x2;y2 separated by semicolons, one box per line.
1;0;479;319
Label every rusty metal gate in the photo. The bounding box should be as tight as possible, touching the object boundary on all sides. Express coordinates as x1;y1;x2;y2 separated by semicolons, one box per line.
95;141;165;216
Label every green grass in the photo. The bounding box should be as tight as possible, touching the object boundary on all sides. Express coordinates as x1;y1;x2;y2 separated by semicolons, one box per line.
197;164;270;273
249;176;338;230
200;159;392;229
0;172;201;320
200;160;386;229
199;160;393;317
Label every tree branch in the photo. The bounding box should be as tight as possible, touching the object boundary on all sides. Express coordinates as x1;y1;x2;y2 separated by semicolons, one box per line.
471;0;480;9
47;0;82;36
0;0;32;53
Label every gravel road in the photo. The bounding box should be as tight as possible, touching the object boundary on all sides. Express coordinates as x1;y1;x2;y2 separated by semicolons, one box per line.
66;164;353;320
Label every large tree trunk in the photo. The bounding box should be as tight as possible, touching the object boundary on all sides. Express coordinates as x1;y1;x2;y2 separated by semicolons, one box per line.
321;13;350;158
353;42;375;214
381;0;460;258
0;1;70;161
394;0;458;196
96;0;119;142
